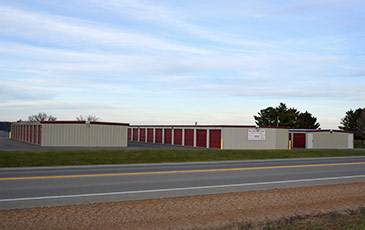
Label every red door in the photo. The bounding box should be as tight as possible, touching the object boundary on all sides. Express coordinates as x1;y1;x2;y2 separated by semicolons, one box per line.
155;129;162;143
38;125;42;145
184;129;194;146
164;129;172;144
133;128;138;141
140;128;145;142
26;126;30;143
293;133;306;148
196;129;207;148
174;129;182;145
30;126;33;143
33;126;37;144
209;130;221;149
128;128;131;141
147;128;154;142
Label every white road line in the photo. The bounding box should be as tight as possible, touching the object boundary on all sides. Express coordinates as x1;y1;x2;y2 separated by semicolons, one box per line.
1;175;364;202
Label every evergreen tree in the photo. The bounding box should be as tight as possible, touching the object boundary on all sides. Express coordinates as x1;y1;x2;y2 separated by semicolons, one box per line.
339;108;362;131
254;103;320;129
355;109;365;140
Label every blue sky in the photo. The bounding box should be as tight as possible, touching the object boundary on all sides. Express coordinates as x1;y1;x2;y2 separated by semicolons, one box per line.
0;0;364;128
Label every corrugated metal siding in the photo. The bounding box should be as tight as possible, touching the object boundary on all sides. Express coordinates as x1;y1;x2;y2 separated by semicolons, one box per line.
21;125;24;141
140;128;146;142
11;123;41;145
41;123;127;147
174;129;182;145
38;125;42;145
312;132;350;149
275;129;289;149
128;128;131;141
155;129;162;143
164;129;172;144
147;128;154;143
221;127;278;149
130;125;289;149
196;129;207;148
209;130;221;149
29;126;33;143
133;128;138;141
293;133;306;148
184;129;194;146
26;126;29;142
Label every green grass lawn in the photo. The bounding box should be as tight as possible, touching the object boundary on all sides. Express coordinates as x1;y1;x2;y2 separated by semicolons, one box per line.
0;148;365;167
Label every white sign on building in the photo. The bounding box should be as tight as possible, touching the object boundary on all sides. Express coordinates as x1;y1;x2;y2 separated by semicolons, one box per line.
248;129;266;141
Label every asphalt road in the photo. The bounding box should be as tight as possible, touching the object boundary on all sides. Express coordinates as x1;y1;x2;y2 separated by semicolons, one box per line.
0;156;364;210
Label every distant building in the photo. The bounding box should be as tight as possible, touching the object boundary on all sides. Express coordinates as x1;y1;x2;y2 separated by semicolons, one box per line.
11;121;129;147
0;130;9;138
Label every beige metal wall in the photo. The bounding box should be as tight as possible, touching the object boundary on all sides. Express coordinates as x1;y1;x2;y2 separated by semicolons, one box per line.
221;127;289;150
275;128;290;149
312;132;353;149
42;123;128;147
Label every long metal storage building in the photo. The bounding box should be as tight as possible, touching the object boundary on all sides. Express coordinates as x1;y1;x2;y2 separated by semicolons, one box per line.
289;129;354;149
129;125;289;150
11;121;129;147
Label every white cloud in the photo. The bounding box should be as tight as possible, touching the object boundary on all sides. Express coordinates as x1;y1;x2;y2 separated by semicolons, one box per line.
0;5;208;54
89;0;271;48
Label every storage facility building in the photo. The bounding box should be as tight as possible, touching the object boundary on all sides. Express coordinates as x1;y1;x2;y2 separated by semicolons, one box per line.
129;125;289;150
11;121;129;147
289;129;354;149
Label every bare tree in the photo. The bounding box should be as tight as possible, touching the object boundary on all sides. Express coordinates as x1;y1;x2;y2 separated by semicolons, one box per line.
76;115;101;122
28;113;57;122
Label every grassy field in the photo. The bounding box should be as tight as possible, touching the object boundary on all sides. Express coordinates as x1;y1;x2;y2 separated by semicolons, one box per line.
0;148;365;167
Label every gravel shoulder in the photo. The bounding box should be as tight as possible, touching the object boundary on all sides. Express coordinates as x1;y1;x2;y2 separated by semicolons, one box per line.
1;182;364;230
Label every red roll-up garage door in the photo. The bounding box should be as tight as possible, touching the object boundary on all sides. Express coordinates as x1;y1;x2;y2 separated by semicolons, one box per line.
128;128;131;141
155;129;162;143
140;128;146;142
184;129;194;146
293;133;306;148
33;125;37;144
30;125;33;144
38;125;42;145
21;125;24;141
26;125;30;143
23;125;26;142
209;130;221;149
147;128;154;143
133;128;138;141
174;129;182;145
196;129;207;148
164;129;172;144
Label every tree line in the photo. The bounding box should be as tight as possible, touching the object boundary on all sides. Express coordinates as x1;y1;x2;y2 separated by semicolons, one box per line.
17;113;101;122
3;105;365;140
254;103;365;140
